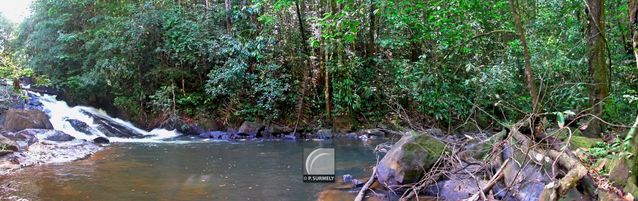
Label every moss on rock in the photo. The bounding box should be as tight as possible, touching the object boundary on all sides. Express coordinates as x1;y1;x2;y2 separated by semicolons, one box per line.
376;131;447;187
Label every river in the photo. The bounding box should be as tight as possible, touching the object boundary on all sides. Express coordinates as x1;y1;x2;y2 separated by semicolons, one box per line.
0;138;380;201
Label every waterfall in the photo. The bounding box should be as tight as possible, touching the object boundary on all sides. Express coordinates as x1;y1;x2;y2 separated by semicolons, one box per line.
33;92;180;143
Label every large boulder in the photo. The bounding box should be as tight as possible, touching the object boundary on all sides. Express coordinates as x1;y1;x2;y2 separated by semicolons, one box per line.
238;121;264;137
80;109;144;138
3;109;53;132
176;123;205;135
0;135;18;155
376;132;446;187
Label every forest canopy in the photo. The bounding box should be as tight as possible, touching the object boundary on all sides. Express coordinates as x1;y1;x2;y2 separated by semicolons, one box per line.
2;0;637;133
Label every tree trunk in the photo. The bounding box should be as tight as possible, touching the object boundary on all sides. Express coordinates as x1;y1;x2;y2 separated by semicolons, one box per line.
585;0;609;137
508;0;539;113
224;0;232;33
293;0;310;134
368;0;376;58
628;0;638;186
319;0;332;124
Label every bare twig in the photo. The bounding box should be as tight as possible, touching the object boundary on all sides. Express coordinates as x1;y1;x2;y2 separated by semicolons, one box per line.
463;158;511;201
354;167;377;201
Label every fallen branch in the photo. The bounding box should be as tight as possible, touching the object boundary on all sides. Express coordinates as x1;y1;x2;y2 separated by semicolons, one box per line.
463;158;511;201
354;166;377;201
509;122;589;197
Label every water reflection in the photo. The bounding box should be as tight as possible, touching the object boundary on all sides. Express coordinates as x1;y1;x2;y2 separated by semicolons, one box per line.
0;139;380;201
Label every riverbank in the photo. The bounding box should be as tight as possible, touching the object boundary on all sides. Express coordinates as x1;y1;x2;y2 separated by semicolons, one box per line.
0;129;103;176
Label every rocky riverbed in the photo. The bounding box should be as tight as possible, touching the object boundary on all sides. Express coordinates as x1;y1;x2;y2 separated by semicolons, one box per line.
0;128;103;175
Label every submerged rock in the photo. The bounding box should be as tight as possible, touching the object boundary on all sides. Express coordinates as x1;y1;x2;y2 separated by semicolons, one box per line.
3;109;53;132
376;131;446;187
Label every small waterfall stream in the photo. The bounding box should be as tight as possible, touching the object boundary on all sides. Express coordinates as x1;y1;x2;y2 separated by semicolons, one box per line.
33;92;180;142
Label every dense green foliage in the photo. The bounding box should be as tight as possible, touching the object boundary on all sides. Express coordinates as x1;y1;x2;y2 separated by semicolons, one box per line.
3;0;637;131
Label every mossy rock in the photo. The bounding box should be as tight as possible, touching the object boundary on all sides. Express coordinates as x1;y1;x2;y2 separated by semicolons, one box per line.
552;129;601;149
567;136;602;149
607;158;631;187
376;131;447;187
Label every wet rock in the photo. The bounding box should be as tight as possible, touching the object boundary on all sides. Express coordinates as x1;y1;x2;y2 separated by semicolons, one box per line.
177;123;205;135
345;132;358;139
283;133;296;140
423;179;487;200
0;112;5;126
66;119;95;135
376;132;446;187
42;130;75;142
317;129;333;139
265;125;292;135
342;174;353;183
199;131;230;140
4;129;40;145
0;135;18;155
93;137;110;144
358;129;385;137
23;94;44;111
7;140;102;171
238;121;265;137
3;109;53;132
80;110;144;138
499;163;550;201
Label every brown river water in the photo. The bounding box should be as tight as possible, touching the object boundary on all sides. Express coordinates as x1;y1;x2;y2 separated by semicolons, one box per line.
0;139;380;201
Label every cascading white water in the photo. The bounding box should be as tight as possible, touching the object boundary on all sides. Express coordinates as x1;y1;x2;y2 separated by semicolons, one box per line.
34;92;181;143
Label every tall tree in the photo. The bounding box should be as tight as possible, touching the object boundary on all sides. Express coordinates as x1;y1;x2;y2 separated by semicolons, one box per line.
293;0;310;133
225;0;232;33
584;0;609;136
509;0;539;113
628;0;638;186
367;0;376;58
